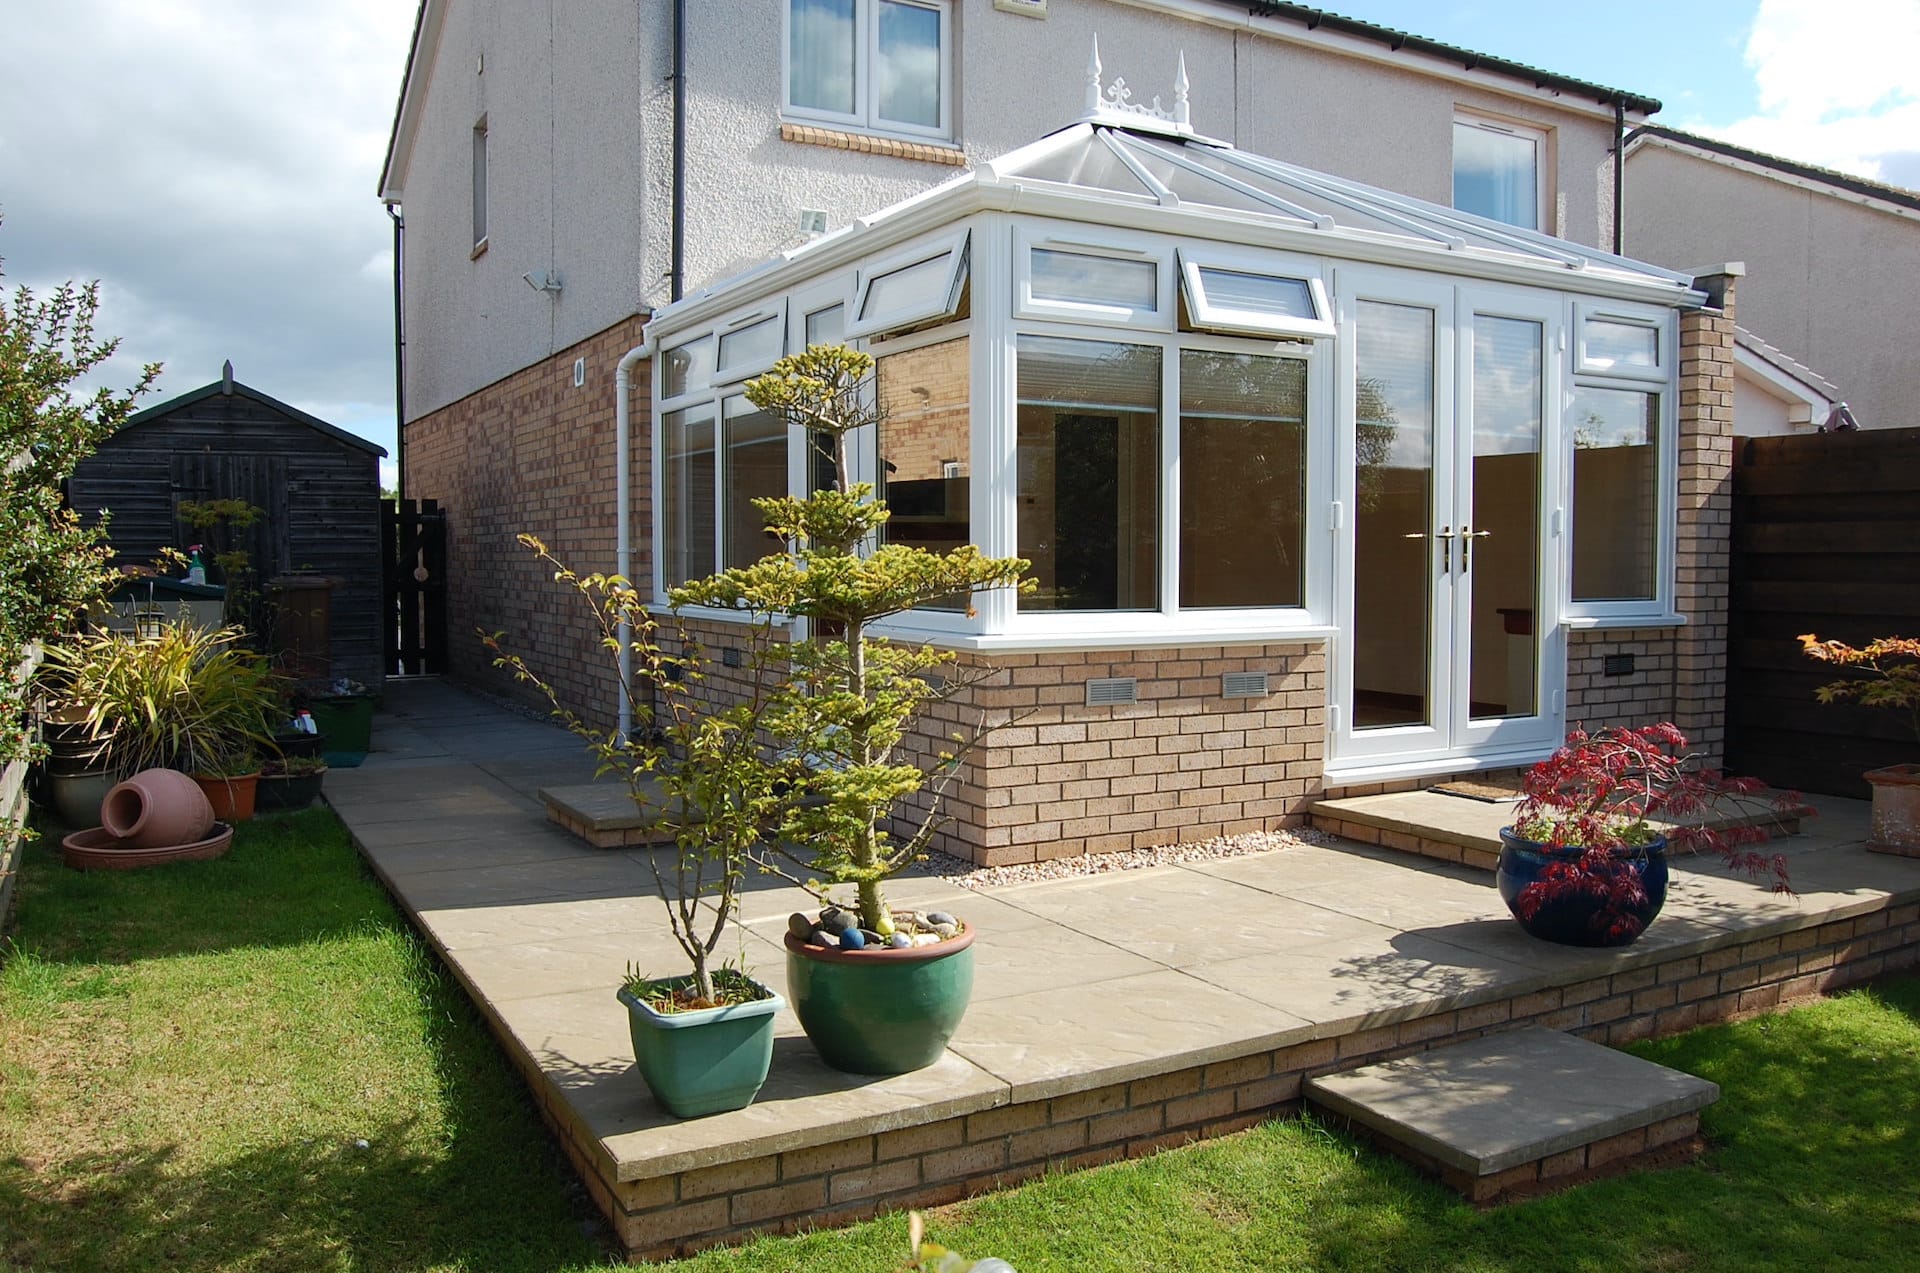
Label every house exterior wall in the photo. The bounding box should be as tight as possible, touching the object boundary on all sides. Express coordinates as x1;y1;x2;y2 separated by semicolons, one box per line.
398;0;649;421
1625;141;1920;431
404;316;651;722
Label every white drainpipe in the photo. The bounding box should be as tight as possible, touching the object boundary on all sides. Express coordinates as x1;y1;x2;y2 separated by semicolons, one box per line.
614;335;654;744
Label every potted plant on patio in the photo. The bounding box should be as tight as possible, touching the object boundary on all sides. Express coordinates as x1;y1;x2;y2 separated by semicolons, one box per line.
1497;723;1796;947
485;543;791;1118
1800;634;1920;856
255;752;328;813
671;344;1032;1075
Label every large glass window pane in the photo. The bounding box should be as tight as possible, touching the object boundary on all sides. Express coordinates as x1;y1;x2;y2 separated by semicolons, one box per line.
876;0;941;129
1030;249;1157;311
723;400;787;570
1353;301;1435;728
1016;335;1161;612
1570;387;1659;601
1179;351;1306;609
1468;316;1542;720
878;337;969;610
789;0;856;115
1584;319;1659;372
662;405;715;587
1453;120;1538;229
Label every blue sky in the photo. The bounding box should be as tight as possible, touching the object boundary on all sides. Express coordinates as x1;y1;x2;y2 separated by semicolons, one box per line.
2;1;1913;486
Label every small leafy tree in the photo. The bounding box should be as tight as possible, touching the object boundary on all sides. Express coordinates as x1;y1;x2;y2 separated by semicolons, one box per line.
1800;634;1920;743
1;232;159;784
672;345;1032;937
484;538;790;1006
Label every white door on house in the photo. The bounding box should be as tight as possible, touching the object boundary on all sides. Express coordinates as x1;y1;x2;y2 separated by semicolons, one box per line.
1329;273;1565;776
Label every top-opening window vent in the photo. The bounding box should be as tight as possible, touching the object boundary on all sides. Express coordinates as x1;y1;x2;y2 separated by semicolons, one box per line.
1221;671;1269;699
1085;677;1138;706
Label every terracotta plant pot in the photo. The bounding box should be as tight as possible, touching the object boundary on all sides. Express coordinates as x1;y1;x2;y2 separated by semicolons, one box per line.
1864;763;1920;857
61;823;234;871
101;768;215;848
191;772;260;823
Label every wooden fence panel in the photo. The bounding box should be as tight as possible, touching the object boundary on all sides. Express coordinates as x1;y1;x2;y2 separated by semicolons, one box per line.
1727;428;1920;797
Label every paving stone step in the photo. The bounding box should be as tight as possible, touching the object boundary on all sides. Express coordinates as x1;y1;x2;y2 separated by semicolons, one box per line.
540;779;688;849
1304;1026;1718;1203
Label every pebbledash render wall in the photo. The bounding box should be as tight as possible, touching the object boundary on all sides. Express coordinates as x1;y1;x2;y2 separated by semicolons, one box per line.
404;314;651;721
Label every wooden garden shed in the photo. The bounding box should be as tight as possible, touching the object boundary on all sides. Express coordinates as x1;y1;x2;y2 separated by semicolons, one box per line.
67;364;388;688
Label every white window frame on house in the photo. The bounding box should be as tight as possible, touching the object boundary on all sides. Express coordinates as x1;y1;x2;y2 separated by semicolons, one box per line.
1573;304;1666;383
846;228;970;339
1177;245;1335;341
714;302;790;385
1012;225;1172;330
1451;111;1548;232
783;0;954;144
1560;301;1679;627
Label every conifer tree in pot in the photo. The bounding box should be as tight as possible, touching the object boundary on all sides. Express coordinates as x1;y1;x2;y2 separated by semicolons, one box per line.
672;345;1031;1075
487;551;790;1118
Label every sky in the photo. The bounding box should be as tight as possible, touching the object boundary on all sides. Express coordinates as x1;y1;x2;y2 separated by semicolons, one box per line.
2;0;1914;492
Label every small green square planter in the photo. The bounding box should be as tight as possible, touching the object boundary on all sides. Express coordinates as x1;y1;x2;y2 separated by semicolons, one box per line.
617;980;784;1118
307;694;374;768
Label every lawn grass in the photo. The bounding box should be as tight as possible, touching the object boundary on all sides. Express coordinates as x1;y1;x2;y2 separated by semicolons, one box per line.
3;806;1916;1272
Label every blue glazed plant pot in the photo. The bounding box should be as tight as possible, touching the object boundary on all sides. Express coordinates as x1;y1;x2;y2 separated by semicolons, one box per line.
784;926;975;1075
1496;827;1669;948
617;979;784;1118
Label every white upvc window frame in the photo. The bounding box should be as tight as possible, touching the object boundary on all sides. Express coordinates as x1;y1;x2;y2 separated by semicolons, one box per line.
1573;303;1666;383
846;227;970;340
1177;244;1335;342
1560;300;1680;627
1451;110;1549;232
714;301;790;385
1013;225;1172;330
782;0;954;144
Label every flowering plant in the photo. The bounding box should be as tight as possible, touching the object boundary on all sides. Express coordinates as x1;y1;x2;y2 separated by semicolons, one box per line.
1507;723;1794;941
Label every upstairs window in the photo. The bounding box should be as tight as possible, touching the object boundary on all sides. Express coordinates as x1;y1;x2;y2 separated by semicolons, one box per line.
1452;114;1544;230
787;0;952;142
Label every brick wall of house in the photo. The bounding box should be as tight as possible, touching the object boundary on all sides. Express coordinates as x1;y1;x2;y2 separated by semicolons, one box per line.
404;317;651;727
1565;628;1680;731
1672;276;1739;767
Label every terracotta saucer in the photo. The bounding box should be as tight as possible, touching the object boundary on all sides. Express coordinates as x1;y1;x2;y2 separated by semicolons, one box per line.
60;823;235;871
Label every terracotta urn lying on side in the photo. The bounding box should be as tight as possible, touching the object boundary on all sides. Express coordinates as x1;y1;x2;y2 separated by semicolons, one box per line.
101;768;216;848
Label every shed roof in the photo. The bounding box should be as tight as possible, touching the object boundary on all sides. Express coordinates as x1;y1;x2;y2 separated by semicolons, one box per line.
122;378;389;457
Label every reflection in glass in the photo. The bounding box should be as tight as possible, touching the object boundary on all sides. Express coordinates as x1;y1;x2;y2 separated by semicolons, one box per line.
1584;319;1658;371
876;0;941;128
662;405;715;586
722;401;786;570
717;315;782;377
662;337;713;399
1353;301;1434;728
879;337;970;610
788;0;856;115
1453;121;1538;229
1571;387;1659;601
1192;267;1315;323
1030;249;1157;311
1468;316;1541;720
861;248;961;324
1016;335;1160;612
1179;351;1306;608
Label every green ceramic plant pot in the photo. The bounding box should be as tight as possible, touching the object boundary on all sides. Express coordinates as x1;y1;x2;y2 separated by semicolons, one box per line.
617;980;783;1118
784;925;975;1075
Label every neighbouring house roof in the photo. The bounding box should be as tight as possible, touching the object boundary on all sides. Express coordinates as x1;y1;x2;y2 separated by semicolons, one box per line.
1735;326;1841;403
378;1;1659;204
1631;126;1920;220
652;118;1701;336
123;377;389;458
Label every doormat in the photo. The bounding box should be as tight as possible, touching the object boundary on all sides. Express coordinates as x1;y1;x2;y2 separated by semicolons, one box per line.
1429;777;1524;803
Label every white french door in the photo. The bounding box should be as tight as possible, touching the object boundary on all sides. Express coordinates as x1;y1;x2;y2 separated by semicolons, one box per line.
1329;272;1565;776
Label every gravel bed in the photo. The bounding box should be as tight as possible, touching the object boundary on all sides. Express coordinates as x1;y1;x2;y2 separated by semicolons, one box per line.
919;824;1340;890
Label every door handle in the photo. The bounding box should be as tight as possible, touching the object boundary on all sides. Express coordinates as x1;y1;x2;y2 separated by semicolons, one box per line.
1460;526;1491;569
1405;527;1455;572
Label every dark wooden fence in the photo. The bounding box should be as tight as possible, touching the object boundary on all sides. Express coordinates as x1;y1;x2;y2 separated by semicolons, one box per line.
383;498;448;676
1726;427;1920;797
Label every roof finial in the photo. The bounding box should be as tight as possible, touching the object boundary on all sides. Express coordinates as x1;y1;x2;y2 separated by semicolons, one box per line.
222;360;234;394
1086;36;1103;116
1174;52;1190;130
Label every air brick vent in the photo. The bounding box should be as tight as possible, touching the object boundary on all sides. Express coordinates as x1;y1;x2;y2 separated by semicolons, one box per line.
1085;677;1138;706
1221;671;1269;698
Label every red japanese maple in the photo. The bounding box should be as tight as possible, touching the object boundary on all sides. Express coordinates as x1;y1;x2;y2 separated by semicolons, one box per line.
1509;724;1796;939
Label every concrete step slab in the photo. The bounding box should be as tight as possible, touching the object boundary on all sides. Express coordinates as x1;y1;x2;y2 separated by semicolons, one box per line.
1305;1026;1718;1202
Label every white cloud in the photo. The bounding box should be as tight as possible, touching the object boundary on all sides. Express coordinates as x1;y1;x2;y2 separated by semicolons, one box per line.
1683;0;1920;186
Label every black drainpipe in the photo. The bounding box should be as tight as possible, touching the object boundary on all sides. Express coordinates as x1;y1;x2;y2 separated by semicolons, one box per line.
386;202;406;497
671;0;686;302
1612;99;1625;255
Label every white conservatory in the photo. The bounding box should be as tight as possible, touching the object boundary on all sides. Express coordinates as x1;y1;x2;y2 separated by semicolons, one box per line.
638;72;1729;864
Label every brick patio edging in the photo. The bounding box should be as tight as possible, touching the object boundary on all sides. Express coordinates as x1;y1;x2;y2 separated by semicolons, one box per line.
461;897;1920;1261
